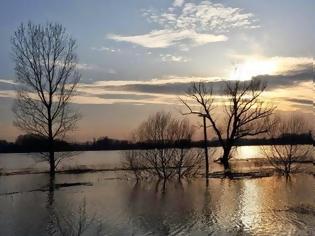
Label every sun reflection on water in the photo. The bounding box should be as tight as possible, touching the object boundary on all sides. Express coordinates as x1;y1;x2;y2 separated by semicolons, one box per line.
235;146;264;160
239;180;262;233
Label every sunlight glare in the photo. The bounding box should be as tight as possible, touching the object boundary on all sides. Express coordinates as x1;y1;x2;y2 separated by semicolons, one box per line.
229;59;277;81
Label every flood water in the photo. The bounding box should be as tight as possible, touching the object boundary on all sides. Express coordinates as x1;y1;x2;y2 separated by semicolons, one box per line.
0;147;314;235
1;145;312;174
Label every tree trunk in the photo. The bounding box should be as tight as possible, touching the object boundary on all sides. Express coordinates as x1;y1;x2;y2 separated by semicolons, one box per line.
203;116;209;179
221;146;231;173
48;114;55;176
49;148;55;177
48;124;55;176
47;174;55;206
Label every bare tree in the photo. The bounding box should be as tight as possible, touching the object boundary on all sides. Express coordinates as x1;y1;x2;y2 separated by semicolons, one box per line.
170;118;203;180
261;115;311;175
121;149;144;181
11;22;80;176
122;112;202;181
180;80;275;174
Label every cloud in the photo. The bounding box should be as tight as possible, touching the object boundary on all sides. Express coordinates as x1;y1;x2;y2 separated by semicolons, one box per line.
70;75;222;105
108;29;227;48
71;94;174;105
269;57;313;74
0;79;17;91
173;0;184;7
73;62;117;75
143;1;258;32
0;56;311;110
91;46;120;53
54;60;97;71
1;71;311;111
76;63;96;70
0;79;17;85
75;57;312;99
251;58;313;89
108;1;257;49
285;98;313;106
78;75;220;87
160;53;190;62
228;56;313;81
230;55;312;75
262;80;313;111
69;75;219;105
71;58;312;110
0;90;16;98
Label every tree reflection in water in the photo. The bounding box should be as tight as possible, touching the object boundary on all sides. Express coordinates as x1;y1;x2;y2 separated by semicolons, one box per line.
45;176;103;236
126;179;204;235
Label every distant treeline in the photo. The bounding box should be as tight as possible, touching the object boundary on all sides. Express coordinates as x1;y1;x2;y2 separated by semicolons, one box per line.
0;133;313;154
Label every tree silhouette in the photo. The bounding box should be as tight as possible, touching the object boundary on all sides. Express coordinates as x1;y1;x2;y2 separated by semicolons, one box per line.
261;114;311;175
11;22;80;176
181;80;275;174
122;112;202;181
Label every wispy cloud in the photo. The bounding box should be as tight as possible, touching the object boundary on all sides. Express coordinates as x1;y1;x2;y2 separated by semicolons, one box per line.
91;46;121;53
228;56;313;80
230;55;312;70
76;63;97;70
0;79;16;91
143;1;258;33
78;75;220;87
74;62;117;75
285;98;313;106
71;58;312;109
108;1;257;49
0;79;17;85
71;75;221;105
108;29;227;49
269;57;313;74
0;90;16;98
160;53;190;63
0;56;311;110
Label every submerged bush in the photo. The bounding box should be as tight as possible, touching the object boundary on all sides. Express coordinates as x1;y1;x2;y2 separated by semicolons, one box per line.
261;115;311;175
121;112;203;181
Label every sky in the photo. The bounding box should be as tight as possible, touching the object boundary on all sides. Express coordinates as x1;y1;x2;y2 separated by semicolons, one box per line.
0;0;314;141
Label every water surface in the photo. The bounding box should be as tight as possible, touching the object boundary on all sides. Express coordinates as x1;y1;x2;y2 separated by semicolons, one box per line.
0;172;314;235
0;148;314;235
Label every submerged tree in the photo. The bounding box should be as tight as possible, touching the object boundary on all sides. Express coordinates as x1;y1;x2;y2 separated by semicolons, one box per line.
122;112;202;181
181;80;275;173
11;22;80;176
261;115;311;175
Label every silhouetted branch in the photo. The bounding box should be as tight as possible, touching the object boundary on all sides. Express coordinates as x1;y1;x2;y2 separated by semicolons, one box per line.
122;112;202;181
261;114;311;175
180;80;275;172
11;22;80;175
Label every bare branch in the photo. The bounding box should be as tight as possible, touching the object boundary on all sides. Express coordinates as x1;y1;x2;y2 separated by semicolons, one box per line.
180;79;275;171
11;22;81;173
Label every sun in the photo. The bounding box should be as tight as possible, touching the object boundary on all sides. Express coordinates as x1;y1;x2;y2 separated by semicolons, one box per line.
229;58;278;81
